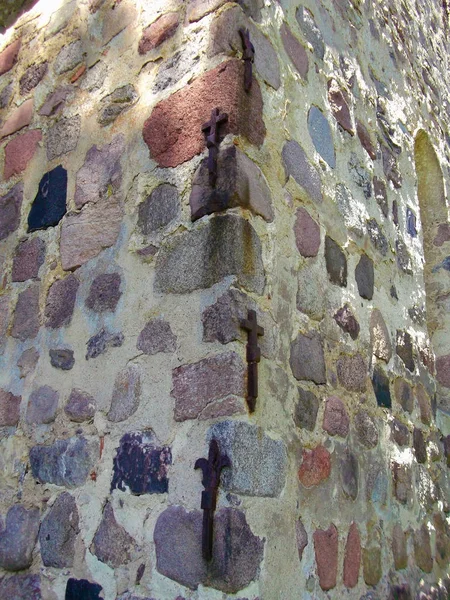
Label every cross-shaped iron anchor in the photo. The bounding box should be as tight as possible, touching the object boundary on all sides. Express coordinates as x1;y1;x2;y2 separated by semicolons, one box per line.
241;309;264;412
202;107;228;187
195;439;231;561
239;28;255;92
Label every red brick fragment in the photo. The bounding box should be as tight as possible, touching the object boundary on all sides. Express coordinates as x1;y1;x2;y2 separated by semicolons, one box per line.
298;445;331;487
0;39;21;76
313;524;338;591
71;64;86;83
343;523;361;588
4;130;42;179
139;13;179;54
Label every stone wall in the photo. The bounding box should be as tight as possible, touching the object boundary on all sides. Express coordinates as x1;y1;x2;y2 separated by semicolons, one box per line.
0;0;449;598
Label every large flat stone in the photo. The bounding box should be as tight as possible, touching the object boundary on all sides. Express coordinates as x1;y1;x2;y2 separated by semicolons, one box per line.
0;39;21;75
4;129;42;180
313;524;338;590
11;283;40;341
39;492;79;567
12;237;45;282
27;166;67;232
90;503;139;568
290;331;326;384
0;99;33;139
0;388;21;426
108;365;142;423
138;184;180;234
282;140;322;203
26;385;59;424
296;6;325;59
337;354;367;392
0;574;41;600
0;183;23;241
45;274;79;328
308;106;335;168
280;23;308;79
0;505;40;571
46;116;81;161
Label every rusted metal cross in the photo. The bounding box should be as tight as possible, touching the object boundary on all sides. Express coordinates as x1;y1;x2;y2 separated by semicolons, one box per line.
202;107;228;187
239;28;255;92
241;309;264;413
195;439;231;561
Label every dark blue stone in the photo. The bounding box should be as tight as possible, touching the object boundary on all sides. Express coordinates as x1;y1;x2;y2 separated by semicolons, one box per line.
28;165;67;232
65;578;102;600
372;364;391;408
111;432;171;495
406;207;417;237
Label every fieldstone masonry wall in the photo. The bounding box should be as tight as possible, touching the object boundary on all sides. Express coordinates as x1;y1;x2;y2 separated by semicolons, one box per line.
0;0;449;598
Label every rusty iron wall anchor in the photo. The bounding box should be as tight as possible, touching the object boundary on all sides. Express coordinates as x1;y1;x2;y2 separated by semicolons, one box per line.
195;439;231;561
239;28;255;92
202;107;228;187
241;309;264;412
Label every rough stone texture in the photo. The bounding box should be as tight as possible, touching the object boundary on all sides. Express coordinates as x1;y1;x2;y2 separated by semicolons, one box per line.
307;106;335;167
137;319;176;355
313;524;338;591
392;462;412;504
91;503;139;568
355;253;374;300
372;364;391;408
154;506;264;592
282;140;322;203
12;237;45;282
294;387;319;431
139;13;179;54
4;129;42;179
54;40;83;74
39;492;79;567
367;218;388;256
373;176;388;217
296;519;308;561
390;419;410;446
209;420;287;497
294;207;320;257
434;513;450;568
280;23;308;80
396;330;414;372
49;348;75;370
0;574;41;600
108;365;141;422
139;184;180;233
45;274;79;328
202;288;250;345
328;79;353;134
11;283;40;341
0;388;21;426
111;432;171;495
348;153;372;198
85;273;122;313
290;331;326;384
46;115;81;161
143;59;265;167
0;295;10;353
155;214;265;294
394;378;414;413
65;578;102;600
26;385;59;424
17;347;39;378
189;146;273;222
30;435;96;487
363;546;381;586
357;120;377;160
101;0;137;44
297;262;326;320
0;39;21;75
354;410;379;448
19;61;47;95
0;83;12;109
436;354;450;388
337;354;367;392
414;524;433;573
333;305;360;340
86;328;124;359
74;135;124;208
298;445;331;487
325;236;347;286
392;523;407;570
395;238;413;274
65;388;96;422
296;5;325;59
415;383;432;425
323;396;349;437
343;523;361;588
187;0;227;22
370;309;392;362
382;144;402;188
0;99;33;139
340;450;359;500
39;86;72;116
28;165;67;232
413;427;427;463
0;183;23;241
0;505;40;571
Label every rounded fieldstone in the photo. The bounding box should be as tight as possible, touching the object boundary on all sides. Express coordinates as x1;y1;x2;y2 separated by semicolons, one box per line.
0;183;23;241
325;236;347;286
108;365;141;422
45;274;79;329
137;319;177;355
414;524;433;573
0;574;41;600
343;523;361;588
294;388;319;431
296;5;325;59
396;330;415;372
26;385;59;424
394;378;414;413
354;410;378;448
19;62;48;95
355;253;374;300
12;237;45;282
294;207;320;257
91;503;139;568
86;328;124;360
390;419;410;446
323;396;349;437
280;23;308;79
39;492;79;567
340;450;359;500
65;389;96;422
337;354;367;392
49;348;75;370
298;445;331;487
392;523;407;570
282;140;322;204
370;309;392;362
86;273;122;313
313;524;338;590
0;505;40;571
290;331;326;385
307;106;335;168
413;427;427;463
11;283;40;341
333;305;360;340
367;218;388;256
296;519;308;561
0;388;21;427
17;347;39;378
328;79;353;134
371;364;391;408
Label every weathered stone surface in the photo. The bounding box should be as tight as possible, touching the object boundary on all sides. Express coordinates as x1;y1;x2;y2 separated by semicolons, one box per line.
348;153;372;198
202;288;247;345
373;176;388;217
0;99;33;139
173;353;244;421
39;86;72;116
298;445;331;487
153;47;200;93
12;237;45;282
86;273;122;313
370;309;391;362
434;223;450;246
297;262;325;320
308;106;335;167
0;505;39;571
45;274;78;328
190;146;273;222
395;238;413;274
139;12;179;54
434;513;450;568
363;546;381;585
328;79;353;134
382;144;402;188
65;389;96;422
102;0;137;44
325;236;347;286
86;328;124;359
296;5;325;59
367;218;388;257
75;135;124;208
139;184;180;233
108;365;141;422
294;207;320;257
26;385;59;424
344;523;361;587
65;578;102;600
54;40;83;74
290;331;326;384
296;519;308;561
323;396;349;437
337;354;367;392
49;348;75;370
28;165;67;232
390;419;410;446
355;253;374;300
0;83;12;109
280;23;308;79
47;116;81;161
392;523;407;570
282;140;322;203
340;450;358;500
91;503;139;568
313;524;338;590
414;524;433;573
333;305;359;340
0;388;21;426
392;462;412;504
209;420;286;497
81;60;107;92
357;120;377;160
17;347;39;378
0;39;21;75
354;410;378;448
415;383;432;425
394;378;414;413
60;195;123;270
11;284;40;341
4;129;42;179
154;506;264;592
39;492;79;567
19;62;47;95
396;330;414;372
0;574;41;600
0;295;10;353
30;435;96;487
0;182;23;241
137;319;176;355
155;214;265;294
144;59;265;167
413;427;427;463
372;364;391;408
436;354;450;388
187;0;227;22
294;387;319;431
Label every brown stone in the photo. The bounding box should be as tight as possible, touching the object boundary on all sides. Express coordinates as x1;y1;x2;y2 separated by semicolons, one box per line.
91;503;139;568
298;445;331;488
65;389;96;422
370;308;392;362
11;283;40;341
296;519;308;561
290;331;326;385
394;378;414;413
143;59;265;168
354;409;378;448
0;39;21;76
294;207;320;257
356;120;376;159
343;523;361;588
436;354;450;388
85;273;122;313
12;237;45;282
392;462;412;504
415;383;432;425
413;524;433;573
280;23;308;80
0;99;33;139
337;354;367;392
187;0;226;22
0;388;21;426
139;13;179;54
396;330;414;372
328;79;353;134
45;274;79;329
434;513;450;568
17;347;39;378
102;0;137;45
313;524;338;591
4;130;42;180
323;396;349;437
433;223;450;246
392;523;407;570
333;305;360;340
0;183;23;242
363;546;381;586
390;419;410;446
